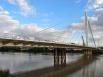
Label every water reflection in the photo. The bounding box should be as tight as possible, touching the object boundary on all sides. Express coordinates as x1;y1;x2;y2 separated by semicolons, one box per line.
67;55;103;77
0;52;54;74
81;60;96;77
0;52;82;74
0;53;103;77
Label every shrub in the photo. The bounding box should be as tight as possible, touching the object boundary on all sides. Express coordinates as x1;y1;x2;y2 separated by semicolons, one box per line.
0;70;15;77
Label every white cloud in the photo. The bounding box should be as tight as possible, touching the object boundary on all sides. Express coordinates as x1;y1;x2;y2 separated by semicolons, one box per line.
7;23;70;43
0;7;9;15
63;0;103;46
70;23;83;31
0;7;70;43
0;6;19;31
0;6;20;39
72;15;103;46
86;0;103;10
8;0;36;16
1;0;103;46
94;0;103;8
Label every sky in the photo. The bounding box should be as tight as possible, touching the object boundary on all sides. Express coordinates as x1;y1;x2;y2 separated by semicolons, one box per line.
0;0;87;29
0;0;103;46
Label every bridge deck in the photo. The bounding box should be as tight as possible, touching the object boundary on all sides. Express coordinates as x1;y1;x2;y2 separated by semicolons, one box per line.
0;38;98;50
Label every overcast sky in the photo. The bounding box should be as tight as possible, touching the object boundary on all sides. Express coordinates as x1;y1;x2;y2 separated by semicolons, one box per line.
0;0;103;47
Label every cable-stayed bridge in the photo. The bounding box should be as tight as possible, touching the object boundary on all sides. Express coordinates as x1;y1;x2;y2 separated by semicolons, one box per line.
0;12;102;67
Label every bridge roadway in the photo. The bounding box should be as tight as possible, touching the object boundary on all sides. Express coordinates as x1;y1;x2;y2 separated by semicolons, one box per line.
0;38;98;50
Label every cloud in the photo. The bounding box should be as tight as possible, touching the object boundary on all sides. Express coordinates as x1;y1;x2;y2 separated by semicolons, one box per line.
7;23;70;43
68;0;103;46
73;15;103;46
0;7;70;43
0;8;80;44
69;23;83;31
86;0;103;10
0;6;20;39
8;0;36;16
0;7;9;15
0;6;19;31
1;0;103;46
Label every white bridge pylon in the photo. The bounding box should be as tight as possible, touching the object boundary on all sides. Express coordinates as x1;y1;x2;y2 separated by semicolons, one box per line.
84;12;96;47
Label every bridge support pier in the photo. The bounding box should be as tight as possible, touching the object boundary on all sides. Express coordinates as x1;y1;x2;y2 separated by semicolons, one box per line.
54;48;66;67
85;49;93;56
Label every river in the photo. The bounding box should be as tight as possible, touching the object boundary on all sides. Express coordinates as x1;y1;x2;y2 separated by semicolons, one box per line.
0;52;103;77
66;55;103;77
0;52;82;74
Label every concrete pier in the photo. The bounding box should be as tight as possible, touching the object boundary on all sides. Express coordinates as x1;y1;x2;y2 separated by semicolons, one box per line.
53;48;66;66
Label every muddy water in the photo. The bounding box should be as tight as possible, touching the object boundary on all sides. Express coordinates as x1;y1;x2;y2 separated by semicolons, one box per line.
66;55;103;77
0;52;82;74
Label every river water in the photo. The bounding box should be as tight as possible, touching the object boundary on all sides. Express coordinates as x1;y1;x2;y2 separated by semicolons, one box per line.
66;55;103;77
0;52;82;74
0;52;103;77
